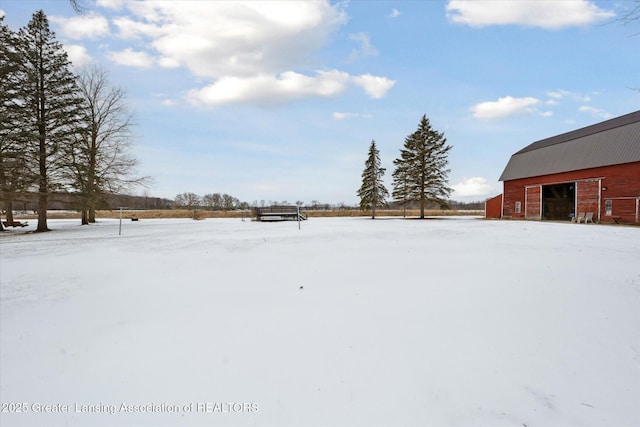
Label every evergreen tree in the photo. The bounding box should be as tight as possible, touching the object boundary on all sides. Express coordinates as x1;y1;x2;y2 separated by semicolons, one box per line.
391;159;410;217
0;17;31;229
357;140;389;219
392;115;452;219
16;10;87;231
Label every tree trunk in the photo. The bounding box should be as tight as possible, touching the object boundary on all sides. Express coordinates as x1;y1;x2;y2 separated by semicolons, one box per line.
88;137;97;223
88;199;96;223
81;207;89;225
36;59;49;232
420;175;426;219
36;135;49;232
37;192;48;231
6;199;14;223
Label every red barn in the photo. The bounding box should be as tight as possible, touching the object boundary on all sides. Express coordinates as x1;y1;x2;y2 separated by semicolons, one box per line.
498;110;640;224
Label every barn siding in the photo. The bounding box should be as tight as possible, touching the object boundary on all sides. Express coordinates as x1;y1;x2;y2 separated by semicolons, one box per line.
525;186;541;220
607;199;637;221
485;194;503;218
576;180;600;220
503;161;640;223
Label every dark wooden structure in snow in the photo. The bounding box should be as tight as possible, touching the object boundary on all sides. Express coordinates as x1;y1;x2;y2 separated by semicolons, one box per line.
253;206;307;222
497;110;640;224
484;194;503;219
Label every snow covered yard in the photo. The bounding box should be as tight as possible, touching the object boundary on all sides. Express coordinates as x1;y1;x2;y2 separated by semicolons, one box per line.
1;217;639;427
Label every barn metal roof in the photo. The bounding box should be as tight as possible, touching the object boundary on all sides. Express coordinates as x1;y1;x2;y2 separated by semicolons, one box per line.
499;110;640;181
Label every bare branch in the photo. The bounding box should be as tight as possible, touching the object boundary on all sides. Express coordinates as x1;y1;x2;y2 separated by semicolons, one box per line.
619;1;640;25
69;65;151;222
70;0;88;15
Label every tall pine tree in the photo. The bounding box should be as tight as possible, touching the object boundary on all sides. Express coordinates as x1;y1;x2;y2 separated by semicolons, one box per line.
357;140;389;219
16;10;87;231
0;17;31;229
392;115;452;219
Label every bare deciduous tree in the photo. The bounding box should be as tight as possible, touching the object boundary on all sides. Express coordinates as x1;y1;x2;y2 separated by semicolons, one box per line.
68;65;149;224
70;0;87;14
175;192;202;219
619;1;640;91
203;193;222;210
619;0;640;25
174;192;201;210
221;194;238;210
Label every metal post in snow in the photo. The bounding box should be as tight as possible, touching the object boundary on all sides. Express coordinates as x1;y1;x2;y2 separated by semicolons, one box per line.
297;206;301;230
119;207;123;235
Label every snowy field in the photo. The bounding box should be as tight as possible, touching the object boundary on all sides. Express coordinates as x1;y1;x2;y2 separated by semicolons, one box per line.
1;217;639;427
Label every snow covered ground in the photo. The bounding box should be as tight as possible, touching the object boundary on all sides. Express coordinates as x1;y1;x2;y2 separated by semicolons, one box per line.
1;217;639;427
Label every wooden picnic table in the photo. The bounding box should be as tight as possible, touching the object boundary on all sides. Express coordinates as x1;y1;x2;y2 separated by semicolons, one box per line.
2;221;28;227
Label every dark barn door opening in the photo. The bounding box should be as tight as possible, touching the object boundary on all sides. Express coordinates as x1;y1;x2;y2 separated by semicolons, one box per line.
543;183;575;220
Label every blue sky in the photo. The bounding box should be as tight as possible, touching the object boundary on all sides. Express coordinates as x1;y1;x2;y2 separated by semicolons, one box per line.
1;0;639;205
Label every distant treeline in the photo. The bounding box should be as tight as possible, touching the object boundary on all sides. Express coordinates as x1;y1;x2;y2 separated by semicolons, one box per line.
2;191;485;213
2;192;173;212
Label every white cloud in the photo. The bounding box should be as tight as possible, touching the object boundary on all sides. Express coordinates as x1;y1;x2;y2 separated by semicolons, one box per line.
347;32;378;62
579;106;612;119
158;56;181;69
50;14;110;39
547;90;564;99
333;112;373;120
446;0;615;29
389;9;401;18
64;44;93;67
92;1;395;105
107;47;154;68
161;99;176;107
540;111;554;117
92;1;396;105
112;16;167;39
452;177;493;198
96;0;125;10
187;70;351;106
187;70;394;107
109;1;347;79
0;9;5;19
351;74;396;99
470;96;540;120
546;89;590;102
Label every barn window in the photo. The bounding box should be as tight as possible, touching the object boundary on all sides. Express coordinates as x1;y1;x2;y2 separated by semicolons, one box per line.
515;201;522;214
605;200;612;216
